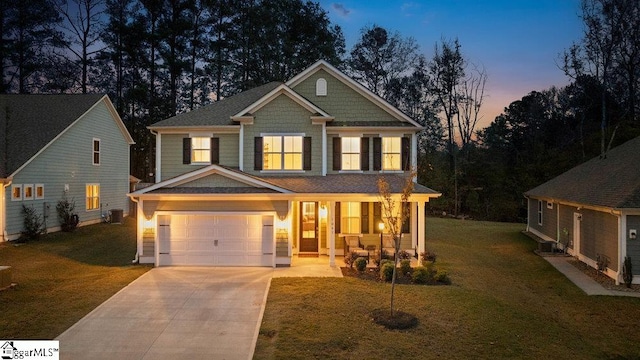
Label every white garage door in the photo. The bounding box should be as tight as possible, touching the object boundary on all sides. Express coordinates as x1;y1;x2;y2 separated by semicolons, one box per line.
157;214;273;266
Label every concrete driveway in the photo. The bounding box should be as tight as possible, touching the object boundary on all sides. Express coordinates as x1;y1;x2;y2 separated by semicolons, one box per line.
57;267;272;360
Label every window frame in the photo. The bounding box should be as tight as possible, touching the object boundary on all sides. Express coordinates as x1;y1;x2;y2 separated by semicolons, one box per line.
340;137;361;171
340;202;361;234
11;184;22;201
316;78;327;96
537;200;543;226
262;134;304;171
382;137;402;171
92;138;100;166
35;184;45;200
23;184;34;200
86;184;100;211
190;137;211;164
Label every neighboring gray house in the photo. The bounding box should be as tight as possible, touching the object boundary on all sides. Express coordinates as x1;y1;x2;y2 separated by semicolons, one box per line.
0;94;134;241
525;136;640;284
129;60;441;267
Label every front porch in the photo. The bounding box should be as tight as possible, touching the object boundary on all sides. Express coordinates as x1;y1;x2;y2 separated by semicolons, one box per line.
273;254;422;277
280;199;429;267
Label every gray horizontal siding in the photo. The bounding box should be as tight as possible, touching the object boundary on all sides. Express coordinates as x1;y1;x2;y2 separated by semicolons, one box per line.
4;101;130;237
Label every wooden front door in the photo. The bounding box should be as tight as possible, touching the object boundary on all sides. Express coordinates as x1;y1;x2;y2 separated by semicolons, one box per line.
300;202;318;252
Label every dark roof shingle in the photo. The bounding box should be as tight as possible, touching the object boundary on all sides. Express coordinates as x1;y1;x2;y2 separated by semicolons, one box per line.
525;136;640;208
0;94;104;177
149;82;282;128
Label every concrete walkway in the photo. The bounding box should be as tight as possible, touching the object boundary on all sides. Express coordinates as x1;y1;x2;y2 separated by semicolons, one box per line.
544;256;640;298
57;267;273;360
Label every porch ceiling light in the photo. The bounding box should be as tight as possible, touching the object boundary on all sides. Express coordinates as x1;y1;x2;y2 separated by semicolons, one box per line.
378;222;384;231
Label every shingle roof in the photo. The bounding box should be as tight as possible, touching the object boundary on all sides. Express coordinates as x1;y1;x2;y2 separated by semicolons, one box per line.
149;187;279;194
525;136;640;209
149;82;282;128
249;173;438;195
0;94;105;177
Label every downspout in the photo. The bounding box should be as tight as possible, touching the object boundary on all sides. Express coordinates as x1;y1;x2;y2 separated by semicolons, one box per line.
129;195;140;264
150;130;160;183
524;195;530;232
2;179;11;240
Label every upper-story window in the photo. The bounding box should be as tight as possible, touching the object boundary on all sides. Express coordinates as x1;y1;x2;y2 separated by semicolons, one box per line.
182;137;219;165
537;200;543;225
11;185;22;201
191;137;210;163
382;137;402;170
263;135;302;170
92;138;100;165
316;78;327;96
341;137;360;170
23;184;34;200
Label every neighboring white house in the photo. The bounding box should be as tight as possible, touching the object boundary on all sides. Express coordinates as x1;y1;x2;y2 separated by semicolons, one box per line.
0;94;134;240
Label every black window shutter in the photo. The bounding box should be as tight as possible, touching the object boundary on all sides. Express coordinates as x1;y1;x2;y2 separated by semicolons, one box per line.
182;138;191;164
361;202;369;234
373;137;381;171
402;203;411;233
211;137;219;164
401;137;410;171
333;137;341;170
335;202;341;234
373;202;382;233
303;137;312;170
254;137;263;170
360;137;369;171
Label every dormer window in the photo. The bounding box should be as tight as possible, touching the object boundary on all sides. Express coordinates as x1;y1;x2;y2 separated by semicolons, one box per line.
316;78;327;96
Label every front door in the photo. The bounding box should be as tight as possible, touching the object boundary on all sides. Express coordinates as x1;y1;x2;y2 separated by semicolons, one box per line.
300;202;318;252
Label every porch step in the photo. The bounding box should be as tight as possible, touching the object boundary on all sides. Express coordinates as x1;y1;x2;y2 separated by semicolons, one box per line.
298;253;319;258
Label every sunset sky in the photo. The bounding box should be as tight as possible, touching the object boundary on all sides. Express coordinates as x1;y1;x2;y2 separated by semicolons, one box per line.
317;0;585;129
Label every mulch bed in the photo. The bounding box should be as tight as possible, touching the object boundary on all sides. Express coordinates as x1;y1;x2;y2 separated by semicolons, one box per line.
568;259;640;293
341;267;412;284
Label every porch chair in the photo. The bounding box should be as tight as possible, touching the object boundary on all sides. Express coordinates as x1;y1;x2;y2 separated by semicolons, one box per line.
344;235;369;263
381;234;396;259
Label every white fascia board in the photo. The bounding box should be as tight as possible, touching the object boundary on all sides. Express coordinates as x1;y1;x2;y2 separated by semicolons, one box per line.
148;126;240;134
286;60;422;128
129;165;292;196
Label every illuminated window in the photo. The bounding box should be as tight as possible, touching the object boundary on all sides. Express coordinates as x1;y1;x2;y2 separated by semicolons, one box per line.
86;184;100;211
93;138;100;165
341;202;361;234
263;135;302;170
191;137;210;163
11;185;22;201
382;137;401;170
35;184;44;199
341;137;360;170
23;184;34;200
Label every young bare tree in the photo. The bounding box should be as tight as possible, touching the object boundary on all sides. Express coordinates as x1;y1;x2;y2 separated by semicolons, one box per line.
458;64;487;149
377;172;414;317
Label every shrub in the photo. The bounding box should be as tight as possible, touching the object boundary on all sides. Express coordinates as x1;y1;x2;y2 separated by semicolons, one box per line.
435;270;451;284
411;266;431;284
57;197;79;232
21;204;45;240
374;249;393;267
355;257;367;272
623;257;633;288
397;250;412;260
344;251;359;269
421;249;437;264
399;259;412;276
380;262;395;282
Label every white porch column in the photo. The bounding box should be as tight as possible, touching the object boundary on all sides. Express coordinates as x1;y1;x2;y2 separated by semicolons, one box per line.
411;201;418;250
137;200;144;257
417;201;426;256
328;201;336;267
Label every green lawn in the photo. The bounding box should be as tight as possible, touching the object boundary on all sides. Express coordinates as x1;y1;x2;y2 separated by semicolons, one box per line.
0;221;151;339
255;218;640;360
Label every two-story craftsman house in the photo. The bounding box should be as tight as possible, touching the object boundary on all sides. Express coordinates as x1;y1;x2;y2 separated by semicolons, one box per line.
129;60;440;267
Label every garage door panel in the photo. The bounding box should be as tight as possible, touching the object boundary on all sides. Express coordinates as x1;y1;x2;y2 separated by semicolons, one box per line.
158;214;273;266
